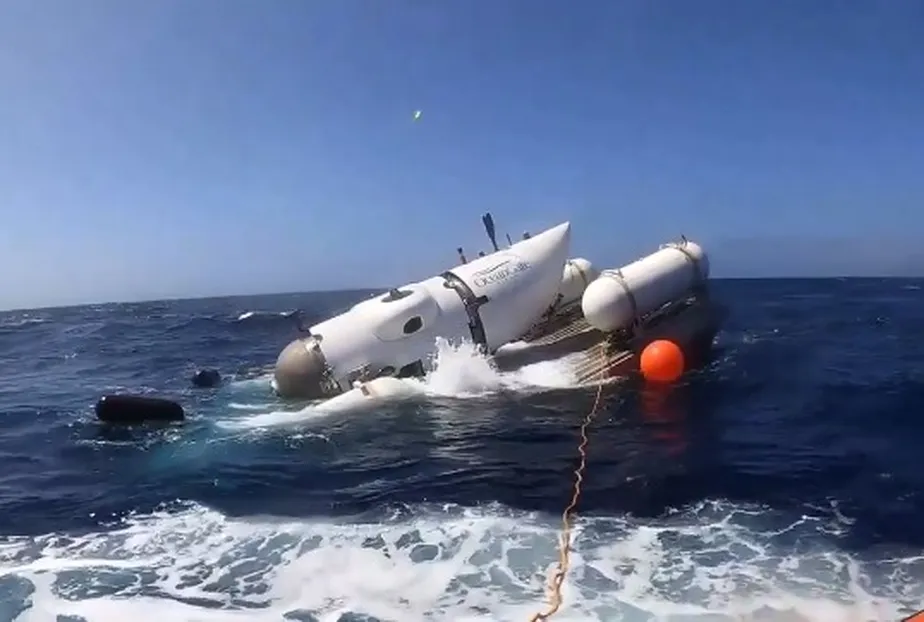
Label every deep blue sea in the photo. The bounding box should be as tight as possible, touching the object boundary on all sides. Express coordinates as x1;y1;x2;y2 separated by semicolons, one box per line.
1;278;923;622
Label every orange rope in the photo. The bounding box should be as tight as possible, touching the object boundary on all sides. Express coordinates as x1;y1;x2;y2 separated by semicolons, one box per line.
527;349;608;621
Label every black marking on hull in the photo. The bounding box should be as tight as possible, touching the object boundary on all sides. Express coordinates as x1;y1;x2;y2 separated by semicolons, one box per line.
441;271;489;349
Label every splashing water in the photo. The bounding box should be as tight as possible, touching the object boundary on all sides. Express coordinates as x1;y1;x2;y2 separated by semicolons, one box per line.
415;338;581;397
1;501;919;622
216;339;581;431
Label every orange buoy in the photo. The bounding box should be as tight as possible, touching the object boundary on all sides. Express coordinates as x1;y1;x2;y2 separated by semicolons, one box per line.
639;339;685;384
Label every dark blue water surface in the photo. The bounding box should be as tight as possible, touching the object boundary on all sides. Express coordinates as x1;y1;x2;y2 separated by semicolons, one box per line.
1;278;923;621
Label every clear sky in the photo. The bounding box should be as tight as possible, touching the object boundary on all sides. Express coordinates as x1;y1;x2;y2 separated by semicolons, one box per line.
1;0;922;310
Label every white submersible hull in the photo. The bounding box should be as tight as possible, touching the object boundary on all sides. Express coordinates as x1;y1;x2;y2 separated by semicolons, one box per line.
273;222;572;399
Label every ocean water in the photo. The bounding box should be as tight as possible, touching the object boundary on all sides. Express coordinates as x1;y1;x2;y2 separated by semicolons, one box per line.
0;278;922;622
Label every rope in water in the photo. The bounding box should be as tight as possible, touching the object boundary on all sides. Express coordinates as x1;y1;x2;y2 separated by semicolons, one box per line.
527;344;608;621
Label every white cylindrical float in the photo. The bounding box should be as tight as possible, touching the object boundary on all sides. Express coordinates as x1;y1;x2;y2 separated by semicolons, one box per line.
581;240;709;333
556;257;599;307
316;377;419;413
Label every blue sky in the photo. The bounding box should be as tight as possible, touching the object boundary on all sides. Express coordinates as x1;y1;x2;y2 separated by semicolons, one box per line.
1;0;922;309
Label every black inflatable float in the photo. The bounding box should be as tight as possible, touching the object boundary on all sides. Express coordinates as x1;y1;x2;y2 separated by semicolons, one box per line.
191;368;221;388
95;394;185;424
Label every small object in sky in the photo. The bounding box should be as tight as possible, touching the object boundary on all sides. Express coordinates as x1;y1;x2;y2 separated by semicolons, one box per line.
413;110;422;121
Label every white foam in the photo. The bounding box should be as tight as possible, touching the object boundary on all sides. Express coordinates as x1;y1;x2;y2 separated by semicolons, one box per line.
226;374;275;391
1;501;920;622
216;339;581;432
413;338;579;398
227;402;273;411
236;310;295;322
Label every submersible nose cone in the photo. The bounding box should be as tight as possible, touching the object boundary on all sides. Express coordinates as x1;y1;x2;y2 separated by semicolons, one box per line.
273;338;332;399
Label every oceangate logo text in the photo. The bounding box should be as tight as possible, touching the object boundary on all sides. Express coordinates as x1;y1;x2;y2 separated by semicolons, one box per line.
471;254;531;288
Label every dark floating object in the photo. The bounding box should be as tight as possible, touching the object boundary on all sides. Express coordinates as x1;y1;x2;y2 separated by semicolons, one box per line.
95;394;185;424
191;368;221;388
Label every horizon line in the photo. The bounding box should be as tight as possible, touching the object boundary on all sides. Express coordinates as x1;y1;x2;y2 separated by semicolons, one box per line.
2;275;922;314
